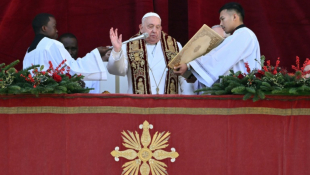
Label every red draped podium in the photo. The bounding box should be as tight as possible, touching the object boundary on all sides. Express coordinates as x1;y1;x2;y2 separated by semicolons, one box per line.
0;94;310;175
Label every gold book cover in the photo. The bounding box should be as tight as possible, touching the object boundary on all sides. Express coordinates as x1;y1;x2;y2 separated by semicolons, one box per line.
168;24;224;69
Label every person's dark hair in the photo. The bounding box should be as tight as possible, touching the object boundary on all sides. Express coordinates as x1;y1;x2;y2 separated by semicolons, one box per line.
219;2;244;21
58;33;78;42
32;13;54;34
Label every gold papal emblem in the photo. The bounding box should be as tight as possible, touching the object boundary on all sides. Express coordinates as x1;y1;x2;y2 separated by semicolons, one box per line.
111;121;179;175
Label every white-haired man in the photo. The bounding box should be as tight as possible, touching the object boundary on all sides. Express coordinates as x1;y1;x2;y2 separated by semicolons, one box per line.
107;12;195;95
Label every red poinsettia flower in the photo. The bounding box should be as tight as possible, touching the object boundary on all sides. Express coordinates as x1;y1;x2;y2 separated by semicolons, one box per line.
52;72;62;82
65;73;72;79
255;70;265;79
238;73;244;79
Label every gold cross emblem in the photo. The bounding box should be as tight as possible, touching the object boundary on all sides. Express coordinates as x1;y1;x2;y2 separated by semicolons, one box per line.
111;121;179;175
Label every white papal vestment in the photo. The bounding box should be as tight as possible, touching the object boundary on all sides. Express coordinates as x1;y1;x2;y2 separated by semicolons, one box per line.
107;41;195;95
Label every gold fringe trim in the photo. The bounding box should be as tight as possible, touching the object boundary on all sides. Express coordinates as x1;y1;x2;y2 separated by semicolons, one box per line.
0;107;309;116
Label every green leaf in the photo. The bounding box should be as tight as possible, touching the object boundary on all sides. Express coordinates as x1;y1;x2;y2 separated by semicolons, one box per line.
246;87;256;93
228;81;241;87
212;83;222;88
254;79;262;85
288;88;297;94
260;85;271;91
231;86;245;94
56;86;67;92
271;88;289;94
0;88;8;94
8;85;21;91
243;93;252;100
226;76;241;82
253;94;259;102
8;89;21;94
225;86;234;93
264;72;274;78
257;90;265;99
194;87;212;93
298;85;310;92
43;87;54;93
260;55;265;67
54;90;64;94
215;90;227;95
210;86;223;90
262;82;271;87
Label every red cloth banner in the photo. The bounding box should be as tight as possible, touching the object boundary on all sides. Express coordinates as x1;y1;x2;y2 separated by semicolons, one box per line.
0;94;310;174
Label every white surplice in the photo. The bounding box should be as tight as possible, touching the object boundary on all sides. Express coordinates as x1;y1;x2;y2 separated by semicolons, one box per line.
23;37;107;81
190;27;261;88
84;81;100;93
107;41;195;94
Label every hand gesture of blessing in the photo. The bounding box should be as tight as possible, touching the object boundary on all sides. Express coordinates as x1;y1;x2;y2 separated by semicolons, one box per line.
109;28;122;52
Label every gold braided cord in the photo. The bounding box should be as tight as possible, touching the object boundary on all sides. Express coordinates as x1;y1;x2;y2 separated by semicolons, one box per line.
0;106;310;116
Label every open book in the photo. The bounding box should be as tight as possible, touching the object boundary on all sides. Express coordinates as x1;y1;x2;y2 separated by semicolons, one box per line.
168;24;224;69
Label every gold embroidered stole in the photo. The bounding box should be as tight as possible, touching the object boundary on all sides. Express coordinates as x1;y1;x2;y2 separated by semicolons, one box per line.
127;31;179;94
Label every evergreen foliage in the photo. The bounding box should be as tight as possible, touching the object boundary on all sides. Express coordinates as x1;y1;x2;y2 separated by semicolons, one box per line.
196;56;310;102
0;60;93;96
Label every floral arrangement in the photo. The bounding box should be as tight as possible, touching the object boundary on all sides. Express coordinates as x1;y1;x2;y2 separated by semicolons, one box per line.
0;60;92;96
196;56;310;102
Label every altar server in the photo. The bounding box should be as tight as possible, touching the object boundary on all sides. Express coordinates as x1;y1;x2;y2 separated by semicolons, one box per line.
59;33;101;93
23;13;109;81
108;12;195;94
174;2;261;88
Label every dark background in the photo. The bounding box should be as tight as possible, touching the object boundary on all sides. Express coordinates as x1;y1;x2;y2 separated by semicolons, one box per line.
0;0;310;71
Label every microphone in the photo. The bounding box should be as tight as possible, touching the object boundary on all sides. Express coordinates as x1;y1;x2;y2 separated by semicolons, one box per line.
109;33;149;49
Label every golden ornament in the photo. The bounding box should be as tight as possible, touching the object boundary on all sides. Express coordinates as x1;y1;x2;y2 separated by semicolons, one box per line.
111;121;179;175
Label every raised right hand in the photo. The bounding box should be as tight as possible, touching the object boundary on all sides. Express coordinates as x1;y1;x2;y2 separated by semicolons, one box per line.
109;27;122;52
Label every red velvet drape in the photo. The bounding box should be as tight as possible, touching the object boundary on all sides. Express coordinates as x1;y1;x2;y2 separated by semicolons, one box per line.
1;0;310;71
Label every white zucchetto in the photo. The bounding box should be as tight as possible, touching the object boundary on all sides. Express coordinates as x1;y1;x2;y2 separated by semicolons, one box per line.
142;12;161;20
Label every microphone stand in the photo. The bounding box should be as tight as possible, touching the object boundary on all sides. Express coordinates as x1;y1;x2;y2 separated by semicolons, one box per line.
108;33;149;49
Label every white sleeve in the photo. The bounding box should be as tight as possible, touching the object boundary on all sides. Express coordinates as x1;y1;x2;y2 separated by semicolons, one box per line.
189;30;254;87
48;43;107;81
176;42;195;95
107;44;128;76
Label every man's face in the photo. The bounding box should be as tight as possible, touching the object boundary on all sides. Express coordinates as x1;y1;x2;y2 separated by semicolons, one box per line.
102;49;111;62
60;37;78;59
219;10;235;34
139;16;162;44
212;27;226;38
44;17;58;39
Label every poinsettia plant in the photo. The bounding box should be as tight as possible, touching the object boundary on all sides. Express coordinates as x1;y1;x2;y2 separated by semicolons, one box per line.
0;60;93;96
196;56;310;102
